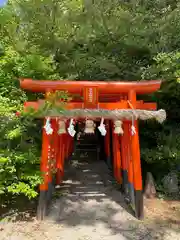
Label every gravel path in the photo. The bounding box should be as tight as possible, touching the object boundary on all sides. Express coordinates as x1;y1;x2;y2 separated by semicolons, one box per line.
1;158;180;240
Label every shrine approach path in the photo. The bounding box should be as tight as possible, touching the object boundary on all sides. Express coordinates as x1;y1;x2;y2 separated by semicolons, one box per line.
1;157;180;240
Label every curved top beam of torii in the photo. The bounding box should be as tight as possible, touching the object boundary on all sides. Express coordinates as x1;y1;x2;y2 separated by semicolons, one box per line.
20;79;162;95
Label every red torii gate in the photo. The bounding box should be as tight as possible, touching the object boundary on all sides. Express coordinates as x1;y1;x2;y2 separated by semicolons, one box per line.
20;79;163;220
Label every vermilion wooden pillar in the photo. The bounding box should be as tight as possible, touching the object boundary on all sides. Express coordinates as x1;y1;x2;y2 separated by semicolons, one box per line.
51;118;58;174
37;119;52;220
69;135;73;158
104;120;111;168
56;134;63;185
66;134;70;160
122;121;135;206
64;133;68;160
115;134;122;184
39;124;49;192
65;120;73;161
126;121;135;206
111;121;117;180
46;119;58;206
128;90;143;219
120;121;129;195
112;121;122;184
61;139;65;177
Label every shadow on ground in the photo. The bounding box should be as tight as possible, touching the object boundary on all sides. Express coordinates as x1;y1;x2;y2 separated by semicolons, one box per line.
46;157;180;240
0;195;37;222
1;157;180;240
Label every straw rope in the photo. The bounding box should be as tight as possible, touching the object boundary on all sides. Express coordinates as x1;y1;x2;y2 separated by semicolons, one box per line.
44;109;166;123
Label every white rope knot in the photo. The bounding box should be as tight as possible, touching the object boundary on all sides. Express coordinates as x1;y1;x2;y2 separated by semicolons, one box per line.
127;100;137;136
67;118;76;137
131;124;136;135
131;114;136;136
98;118;107;136
44;117;53;135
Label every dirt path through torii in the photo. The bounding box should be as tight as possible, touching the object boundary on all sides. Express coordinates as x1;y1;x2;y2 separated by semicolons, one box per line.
47;159;137;240
45;158;180;240
1;158;180;240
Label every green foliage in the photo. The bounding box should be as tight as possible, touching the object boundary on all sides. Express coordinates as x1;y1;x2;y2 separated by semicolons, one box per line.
0;38;61;199
140;51;180;189
140;122;180;183
0;102;42;198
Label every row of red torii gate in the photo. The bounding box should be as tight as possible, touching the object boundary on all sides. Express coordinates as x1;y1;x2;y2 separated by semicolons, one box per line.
19;79;166;220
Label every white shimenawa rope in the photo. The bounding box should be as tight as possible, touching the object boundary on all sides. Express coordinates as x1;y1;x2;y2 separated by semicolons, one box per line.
45;109;166;123
98;118;107;136
44;117;53;135
67;118;76;137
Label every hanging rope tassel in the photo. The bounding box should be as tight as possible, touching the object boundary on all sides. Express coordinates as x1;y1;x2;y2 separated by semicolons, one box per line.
58;120;66;135
98;118;107;136
131;125;136;135
131;115;136;136
67;119;76;137
127;100;137;136
84;119;96;134
114;120;124;135
44;117;53;135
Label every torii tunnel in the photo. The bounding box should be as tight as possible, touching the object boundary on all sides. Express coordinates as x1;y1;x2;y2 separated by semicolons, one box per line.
20;78;163;220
